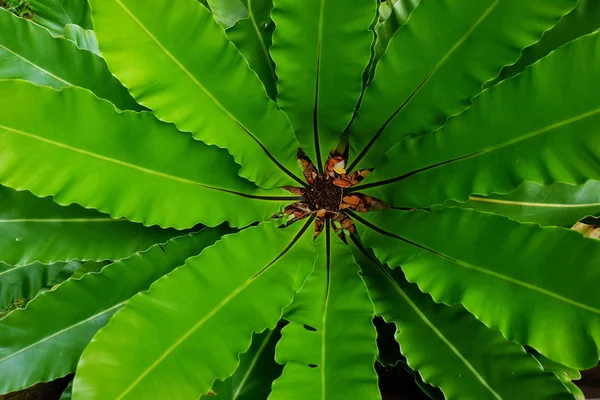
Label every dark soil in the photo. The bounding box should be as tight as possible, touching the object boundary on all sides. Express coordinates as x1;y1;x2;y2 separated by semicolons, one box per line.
304;175;343;212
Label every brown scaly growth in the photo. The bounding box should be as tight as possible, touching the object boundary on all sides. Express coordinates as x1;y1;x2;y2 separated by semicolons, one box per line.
278;149;387;239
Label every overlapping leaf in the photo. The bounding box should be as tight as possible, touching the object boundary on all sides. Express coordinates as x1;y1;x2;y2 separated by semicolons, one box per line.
30;0;92;36
0;9;139;111
271;0;376;169
0;262;65;310
347;0;576;171
0;81;296;229
270;223;379;399
353;208;600;369
0;186;176;266
353;241;573;400
224;0;278;99
0;229;224;395
63;24;99;55
447;181;600;228
90;0;303;188
205;323;284;400
360;32;600;209
73;221;316;399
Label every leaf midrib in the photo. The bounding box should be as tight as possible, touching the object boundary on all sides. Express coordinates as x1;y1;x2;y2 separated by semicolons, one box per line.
0;302;124;364
348;0;501;171
0;218;120;223
115;219;313;399
231;328;276;400
468;196;600;209
355;106;600;191
0;43;72;87
377;264;503;400
245;0;277;86
0;123;292;201
351;212;600;317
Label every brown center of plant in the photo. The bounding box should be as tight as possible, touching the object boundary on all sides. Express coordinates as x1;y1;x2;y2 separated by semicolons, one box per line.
280;149;386;238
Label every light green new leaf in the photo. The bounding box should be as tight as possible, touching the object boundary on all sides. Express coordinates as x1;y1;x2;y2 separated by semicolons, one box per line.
0;9;139;111
494;0;600;85
0;186;177;266
90;0;303;188
359;32;600;209
225;0;278;100
447;181;600;228
205;323;284;400
206;0;248;28
352;241;573;400
30;0;92;36
271;0;377;169
0;229;224;395
0;81;295;229
73;220;316;400
347;0;576;171
270;222;379;400
352;208;600;369
0;262;65;310
63;24;99;55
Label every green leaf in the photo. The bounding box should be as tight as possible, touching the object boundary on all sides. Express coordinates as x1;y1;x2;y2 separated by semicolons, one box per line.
494;0;600;85
0;229;225;395
270;222;379;399
89;0;303;188
204;323;284;400
63;24;99;55
271;0;376;170
446;181;600;228
347;0;576;171
359;32;600;209
225;0;278;100
30;0;92;36
0;186;177;266
0;9;140;111
0;81;295;229
352;240;574;400
0;262;65;310
366;0;421;85
352;207;600;369
73;220;316;399
534;352;585;400
206;0;247;28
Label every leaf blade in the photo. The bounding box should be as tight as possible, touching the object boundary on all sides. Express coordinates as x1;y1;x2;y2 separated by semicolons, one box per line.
0;229;224;395
90;0;302;188
0;81;292;229
73;221;316;399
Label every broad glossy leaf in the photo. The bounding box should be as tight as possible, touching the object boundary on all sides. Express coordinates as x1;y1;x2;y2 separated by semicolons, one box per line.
0;229;225;395
90;0;303;188
353;241;573;400
0;81;295;229
0;186;176;266
205;323;284;399
225;0;278;100
73;220;316;399
0;9;139;111
352;208;600;369
270;222;379;399
63;24;99;55
495;0;600;84
447;181;600;228
0;262;65;310
271;0;376;169
30;0;92;36
360;32;600;209
347;0;576;171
